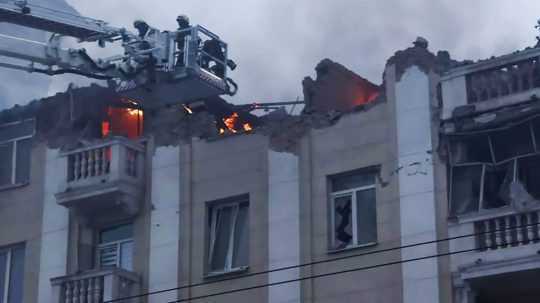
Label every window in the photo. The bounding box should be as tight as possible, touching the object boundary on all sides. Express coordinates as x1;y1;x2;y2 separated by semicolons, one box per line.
448;119;540;216
0;245;25;303
207;197;249;275
0;120;34;188
97;224;133;271
329;170;377;250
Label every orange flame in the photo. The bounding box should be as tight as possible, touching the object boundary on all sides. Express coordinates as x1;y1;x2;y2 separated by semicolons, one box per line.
127;108;143;116
220;112;254;135
223;112;239;131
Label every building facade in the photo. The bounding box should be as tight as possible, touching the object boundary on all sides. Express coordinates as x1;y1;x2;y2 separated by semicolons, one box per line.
1;38;540;303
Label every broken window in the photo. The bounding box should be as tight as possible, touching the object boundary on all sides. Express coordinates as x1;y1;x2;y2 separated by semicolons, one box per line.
207;198;249;274
101;106;143;139
447;119;540;216
532;118;540;150
0;120;34;188
518;155;540;200
330;170;377;250
98;223;134;271
0;244;25;303
450;134;493;164
482;162;514;209
490;123;534;162
450;165;482;216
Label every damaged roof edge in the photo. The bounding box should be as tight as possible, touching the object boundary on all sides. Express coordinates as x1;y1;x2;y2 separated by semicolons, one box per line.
442;47;540;81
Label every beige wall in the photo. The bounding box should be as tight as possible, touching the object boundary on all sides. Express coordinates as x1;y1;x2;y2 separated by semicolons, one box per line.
298;100;404;302
0;142;46;303
178;134;270;302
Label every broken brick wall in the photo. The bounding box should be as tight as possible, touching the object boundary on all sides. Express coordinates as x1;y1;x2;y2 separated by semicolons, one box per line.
302;59;380;113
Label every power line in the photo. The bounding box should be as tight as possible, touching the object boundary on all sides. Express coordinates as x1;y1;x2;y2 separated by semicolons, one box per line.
104;220;540;303
170;244;480;303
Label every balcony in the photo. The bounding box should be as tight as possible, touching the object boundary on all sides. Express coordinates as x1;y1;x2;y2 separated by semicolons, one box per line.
475;209;540;251
441;48;540;119
450;208;540;303
51;268;140;303
55;137;145;219
449;206;540;274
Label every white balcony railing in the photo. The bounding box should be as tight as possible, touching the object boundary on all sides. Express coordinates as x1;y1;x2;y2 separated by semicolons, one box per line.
64;137;144;189
55;137;145;217
474;209;540;251
51;269;140;303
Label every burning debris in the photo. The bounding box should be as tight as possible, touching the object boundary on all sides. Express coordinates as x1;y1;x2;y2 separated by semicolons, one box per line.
219;112;254;134
101;100;144;139
0;56;390;152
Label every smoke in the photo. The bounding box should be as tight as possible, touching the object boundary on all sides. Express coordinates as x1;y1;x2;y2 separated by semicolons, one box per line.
65;0;540;104
1;0;539;108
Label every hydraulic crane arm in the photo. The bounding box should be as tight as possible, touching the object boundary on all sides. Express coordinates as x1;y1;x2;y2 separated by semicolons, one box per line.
0;0;121;41
0;0;238;107
0;33;116;79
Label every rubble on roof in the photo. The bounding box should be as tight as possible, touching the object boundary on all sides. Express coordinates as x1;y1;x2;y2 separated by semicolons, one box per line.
302;58;380;113
0;50;393;153
0;84;116;148
386;37;461;80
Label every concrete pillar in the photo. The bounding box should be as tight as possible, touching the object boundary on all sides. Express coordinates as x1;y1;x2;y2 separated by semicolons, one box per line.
37;149;69;303
393;66;440;303
268;150;301;303
148;146;181;302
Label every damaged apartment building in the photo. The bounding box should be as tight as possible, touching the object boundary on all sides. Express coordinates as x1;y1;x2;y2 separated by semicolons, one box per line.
2;34;540;303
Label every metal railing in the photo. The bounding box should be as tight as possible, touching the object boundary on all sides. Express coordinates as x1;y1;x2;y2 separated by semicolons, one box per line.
169;25;229;80
475;209;540;251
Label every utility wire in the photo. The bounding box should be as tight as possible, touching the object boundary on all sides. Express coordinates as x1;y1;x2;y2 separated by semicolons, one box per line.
170;235;532;303
105;220;540;303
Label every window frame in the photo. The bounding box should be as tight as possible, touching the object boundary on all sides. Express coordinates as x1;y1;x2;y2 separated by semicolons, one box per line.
329;174;377;252
0;244;25;303
206;198;249;277
0;119;35;190
447;130;540;217
96;223;134;271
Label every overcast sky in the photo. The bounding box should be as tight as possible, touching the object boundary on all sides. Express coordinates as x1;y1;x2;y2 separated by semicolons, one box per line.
1;0;540;108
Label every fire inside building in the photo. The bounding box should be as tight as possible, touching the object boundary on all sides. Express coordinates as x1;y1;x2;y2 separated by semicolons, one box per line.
2;1;540;303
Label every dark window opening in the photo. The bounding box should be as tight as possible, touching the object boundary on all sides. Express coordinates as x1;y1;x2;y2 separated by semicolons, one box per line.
490;123;534;162
483;163;513;209
0;245;25;303
450;165;482;216
0;120;33;188
518;155;540;200
0;142;13;186
532;118;540;150
450;135;493;164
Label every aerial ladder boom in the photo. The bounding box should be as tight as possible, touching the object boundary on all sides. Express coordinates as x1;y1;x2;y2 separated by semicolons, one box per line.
0;0;237;108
